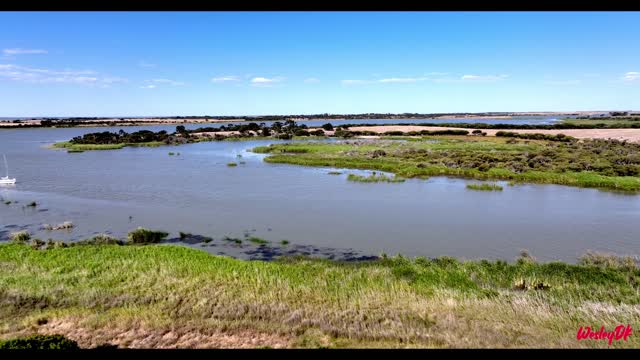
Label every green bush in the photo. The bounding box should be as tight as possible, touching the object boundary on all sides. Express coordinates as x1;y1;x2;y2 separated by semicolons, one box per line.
0;334;79;350
126;228;169;244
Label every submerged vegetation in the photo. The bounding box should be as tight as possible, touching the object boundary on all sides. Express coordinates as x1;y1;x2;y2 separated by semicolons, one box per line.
466;183;504;191
42;221;74;231
0;242;638;348
252;136;640;191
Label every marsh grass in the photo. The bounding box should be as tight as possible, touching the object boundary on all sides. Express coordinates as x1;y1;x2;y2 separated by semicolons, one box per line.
327;171;342;175
0;243;639;348
466;183;503;191
227;162;238;167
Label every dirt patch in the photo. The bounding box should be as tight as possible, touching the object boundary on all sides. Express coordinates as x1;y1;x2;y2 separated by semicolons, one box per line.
349;126;640;143
12;317;293;349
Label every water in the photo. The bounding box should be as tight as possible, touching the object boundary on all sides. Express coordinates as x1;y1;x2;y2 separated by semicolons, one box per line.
1;123;639;263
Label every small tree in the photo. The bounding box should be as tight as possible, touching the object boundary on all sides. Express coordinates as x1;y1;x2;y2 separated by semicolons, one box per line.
321;123;334;131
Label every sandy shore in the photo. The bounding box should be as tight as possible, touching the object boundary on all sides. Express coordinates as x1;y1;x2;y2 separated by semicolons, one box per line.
348;125;640;143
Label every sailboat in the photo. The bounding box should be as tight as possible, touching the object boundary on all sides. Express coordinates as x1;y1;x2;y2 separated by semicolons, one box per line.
0;154;16;185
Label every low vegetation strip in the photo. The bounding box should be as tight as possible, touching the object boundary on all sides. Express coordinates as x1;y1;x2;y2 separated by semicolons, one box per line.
252;137;640;191
0;242;638;348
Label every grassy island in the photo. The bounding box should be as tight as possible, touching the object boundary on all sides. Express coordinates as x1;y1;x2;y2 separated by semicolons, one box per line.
252;136;640;192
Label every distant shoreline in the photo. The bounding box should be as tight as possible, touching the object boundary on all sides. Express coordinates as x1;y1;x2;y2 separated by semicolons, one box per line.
0;113;581;129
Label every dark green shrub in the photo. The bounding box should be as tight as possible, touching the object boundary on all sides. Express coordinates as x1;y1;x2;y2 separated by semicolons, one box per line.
0;334;79;350
321;123;334;131
126;228;169;244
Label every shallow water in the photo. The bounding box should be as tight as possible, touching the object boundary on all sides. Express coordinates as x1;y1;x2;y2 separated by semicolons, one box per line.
1;121;639;263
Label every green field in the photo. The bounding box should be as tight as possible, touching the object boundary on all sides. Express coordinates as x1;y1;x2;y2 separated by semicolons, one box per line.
0;242;638;348
252;136;640;191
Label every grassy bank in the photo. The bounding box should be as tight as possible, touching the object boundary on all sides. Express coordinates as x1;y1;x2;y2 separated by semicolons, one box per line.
252;137;640;192
0;243;638;348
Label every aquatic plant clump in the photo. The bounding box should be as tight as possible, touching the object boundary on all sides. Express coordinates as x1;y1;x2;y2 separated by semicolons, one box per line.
466;183;503;191
347;172;406;183
43;221;74;231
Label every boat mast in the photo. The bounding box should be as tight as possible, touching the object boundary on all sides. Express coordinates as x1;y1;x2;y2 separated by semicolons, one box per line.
3;154;8;178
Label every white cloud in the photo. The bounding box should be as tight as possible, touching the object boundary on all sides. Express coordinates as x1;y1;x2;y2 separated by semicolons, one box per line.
140;84;156;89
0;64;125;85
250;76;284;87
211;75;240;83
138;61;157;68
623;72;639;81
3;48;48;55
145;78;184;86
461;74;509;81
304;77;320;83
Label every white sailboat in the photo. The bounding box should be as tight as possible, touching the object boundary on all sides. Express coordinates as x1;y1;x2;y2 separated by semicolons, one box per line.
0;154;16;185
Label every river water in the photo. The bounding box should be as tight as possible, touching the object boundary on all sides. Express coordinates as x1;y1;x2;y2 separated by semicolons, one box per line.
1;117;638;263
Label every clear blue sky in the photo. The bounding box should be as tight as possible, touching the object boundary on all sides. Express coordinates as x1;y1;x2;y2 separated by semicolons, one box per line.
1;11;639;117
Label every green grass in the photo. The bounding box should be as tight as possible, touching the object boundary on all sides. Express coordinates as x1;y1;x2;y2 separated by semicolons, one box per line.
347;173;406;183
252;137;640;192
466;183;504;191
52;141;164;151
227;162;238;167
0;243;638;348
327;171;342;175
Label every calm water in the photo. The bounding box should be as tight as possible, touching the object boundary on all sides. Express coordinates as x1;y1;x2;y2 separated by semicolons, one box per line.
1;121;639;263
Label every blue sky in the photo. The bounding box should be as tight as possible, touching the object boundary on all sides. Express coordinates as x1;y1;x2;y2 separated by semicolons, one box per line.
1;11;639;116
